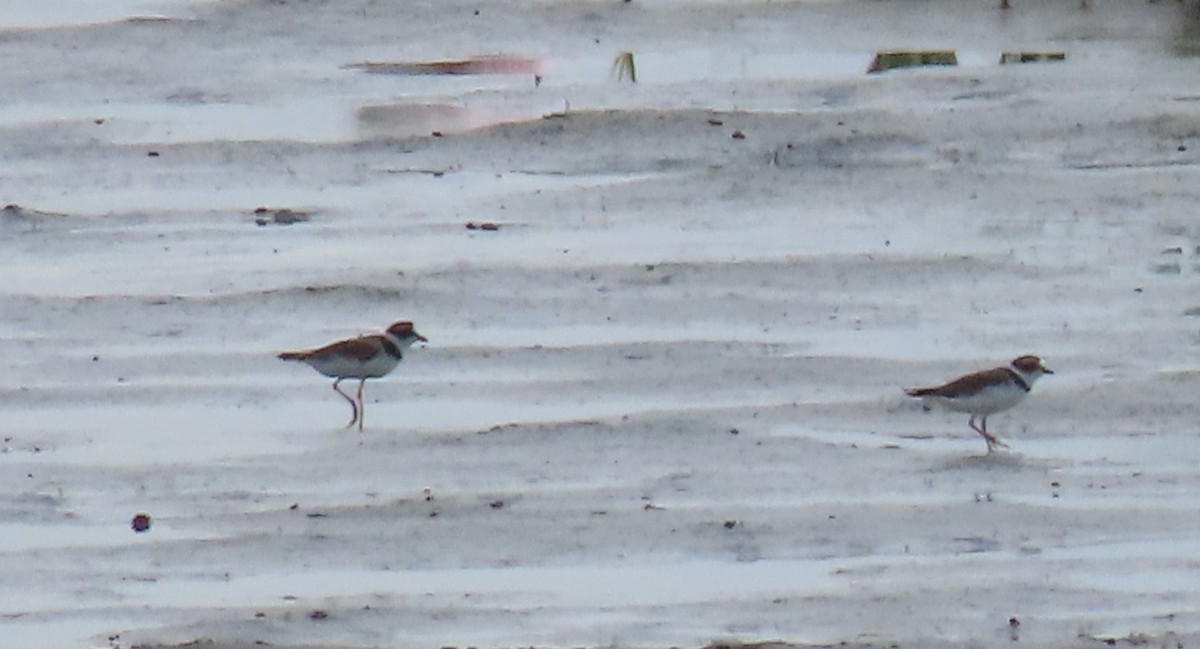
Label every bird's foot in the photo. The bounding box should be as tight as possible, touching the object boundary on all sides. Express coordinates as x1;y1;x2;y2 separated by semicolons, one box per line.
983;435;1011;453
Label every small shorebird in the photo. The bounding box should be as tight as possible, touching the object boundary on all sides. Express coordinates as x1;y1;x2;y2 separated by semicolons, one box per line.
279;321;427;431
904;355;1053;452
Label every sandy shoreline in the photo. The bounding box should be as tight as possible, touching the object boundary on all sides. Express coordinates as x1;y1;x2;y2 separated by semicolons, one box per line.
2;1;1200;648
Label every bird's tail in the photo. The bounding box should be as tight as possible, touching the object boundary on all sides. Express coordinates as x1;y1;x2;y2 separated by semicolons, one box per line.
278;351;309;362
904;386;933;397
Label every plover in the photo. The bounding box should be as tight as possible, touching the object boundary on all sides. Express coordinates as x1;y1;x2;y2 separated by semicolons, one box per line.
904;355;1053;452
279;321;427;431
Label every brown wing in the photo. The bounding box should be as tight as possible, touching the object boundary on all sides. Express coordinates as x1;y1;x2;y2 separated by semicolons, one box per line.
906;367;1011;398
295;335;383;362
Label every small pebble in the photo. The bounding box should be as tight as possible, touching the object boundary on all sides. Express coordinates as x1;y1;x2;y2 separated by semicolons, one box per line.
131;513;152;533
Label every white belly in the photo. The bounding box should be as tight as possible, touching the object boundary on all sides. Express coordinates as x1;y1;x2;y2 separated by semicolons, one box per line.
926;383;1027;416
307;353;401;379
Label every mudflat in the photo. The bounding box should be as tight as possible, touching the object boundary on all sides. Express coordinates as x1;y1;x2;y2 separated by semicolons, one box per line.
1;1;1199;647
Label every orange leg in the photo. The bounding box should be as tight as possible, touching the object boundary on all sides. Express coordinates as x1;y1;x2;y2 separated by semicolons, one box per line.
969;415;1008;452
355;378;366;431
332;378;359;428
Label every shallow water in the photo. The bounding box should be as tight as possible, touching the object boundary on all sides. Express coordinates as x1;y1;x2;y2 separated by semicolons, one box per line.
3;1;1200;648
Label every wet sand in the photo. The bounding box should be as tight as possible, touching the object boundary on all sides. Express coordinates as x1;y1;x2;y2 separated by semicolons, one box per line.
1;1;1199;647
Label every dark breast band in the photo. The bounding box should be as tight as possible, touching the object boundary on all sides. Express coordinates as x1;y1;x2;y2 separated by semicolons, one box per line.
1005;368;1031;392
381;338;403;359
